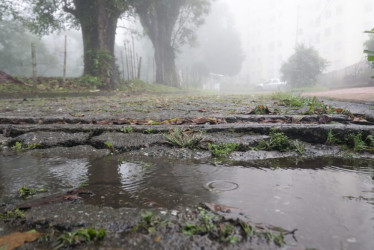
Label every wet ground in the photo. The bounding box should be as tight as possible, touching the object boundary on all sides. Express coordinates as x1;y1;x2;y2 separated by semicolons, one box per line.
0;92;374;249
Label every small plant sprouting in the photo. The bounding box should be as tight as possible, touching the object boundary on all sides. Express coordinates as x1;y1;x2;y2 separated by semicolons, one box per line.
345;133;368;152
208;143;239;158
256;128;293;152
79;181;89;187
144;128;155;134
131;211;166;235
239;221;254;238
326;129;340;145
293;140;305;155
0;208;25;220
26;143;41;149
219;224;237;243
105;141;112;149
11;142;41;152
163;128;202;149
182;207;216;237
366;134;374;148
304;97;336;115
17;185;46;199
305;97;322;115
182;206;289;246
121;126;133;133
11;142;23;152
53;227;105;249
18;185;36;198
253;105;270;114
117;157;124;164
273;93;308;108
104;141;117;154
258;231;286;247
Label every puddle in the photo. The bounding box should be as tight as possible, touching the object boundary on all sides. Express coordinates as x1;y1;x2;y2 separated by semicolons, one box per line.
205;180;239;192
0;154;373;250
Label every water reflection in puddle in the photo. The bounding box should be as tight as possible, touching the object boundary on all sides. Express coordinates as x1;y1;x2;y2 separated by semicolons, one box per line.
0;156;89;200
0;154;373;249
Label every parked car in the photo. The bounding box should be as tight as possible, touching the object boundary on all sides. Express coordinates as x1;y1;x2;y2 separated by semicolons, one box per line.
255;78;287;91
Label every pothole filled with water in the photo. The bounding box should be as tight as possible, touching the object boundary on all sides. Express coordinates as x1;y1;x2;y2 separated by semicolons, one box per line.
0;153;373;250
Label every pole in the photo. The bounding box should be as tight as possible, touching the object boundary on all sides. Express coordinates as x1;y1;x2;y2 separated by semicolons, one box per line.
31;43;37;87
129;44;134;80
131;35;136;80
124;43;130;81
137;56;142;79
121;51;125;81
63;35;67;84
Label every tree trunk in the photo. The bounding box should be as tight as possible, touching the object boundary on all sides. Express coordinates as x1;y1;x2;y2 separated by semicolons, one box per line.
72;0;122;89
136;1;183;87
153;31;179;86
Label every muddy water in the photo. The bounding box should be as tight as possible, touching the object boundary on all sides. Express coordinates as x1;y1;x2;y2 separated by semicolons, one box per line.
0;154;373;250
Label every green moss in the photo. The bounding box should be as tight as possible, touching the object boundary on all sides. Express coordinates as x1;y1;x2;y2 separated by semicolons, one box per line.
0;209;25;220
325;129;341;145
131;211;167;235
256;128;293;152
121;126;133;133
208;143;238;157
54;228;105;249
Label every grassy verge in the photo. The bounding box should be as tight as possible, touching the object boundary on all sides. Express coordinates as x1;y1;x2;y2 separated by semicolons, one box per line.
0;77;184;94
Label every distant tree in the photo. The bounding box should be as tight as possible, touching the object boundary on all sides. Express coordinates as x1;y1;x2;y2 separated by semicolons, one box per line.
0;0;132;88
364;29;374;74
281;45;327;87
133;0;211;86
0;21;58;76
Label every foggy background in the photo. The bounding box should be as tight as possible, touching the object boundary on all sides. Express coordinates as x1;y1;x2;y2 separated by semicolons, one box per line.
2;0;374;90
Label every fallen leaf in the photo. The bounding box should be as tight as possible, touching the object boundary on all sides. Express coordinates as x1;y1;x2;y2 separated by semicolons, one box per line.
207;117;218;124
63;194;82;201
198;108;207;112
333;108;343;113
352;117;368;123
97;120;110;125
154;236;161;243
0;231;42;250
292;116;303;124
113;118;130;125
69;113;84;117
204;203;237;213
192;117;209;124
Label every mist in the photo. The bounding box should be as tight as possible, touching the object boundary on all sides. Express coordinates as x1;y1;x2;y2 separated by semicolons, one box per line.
1;0;374;91
219;0;374;89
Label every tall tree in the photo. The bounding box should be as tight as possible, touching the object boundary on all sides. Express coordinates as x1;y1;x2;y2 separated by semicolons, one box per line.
281;45;327;88
0;0;131;88
134;0;210;86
